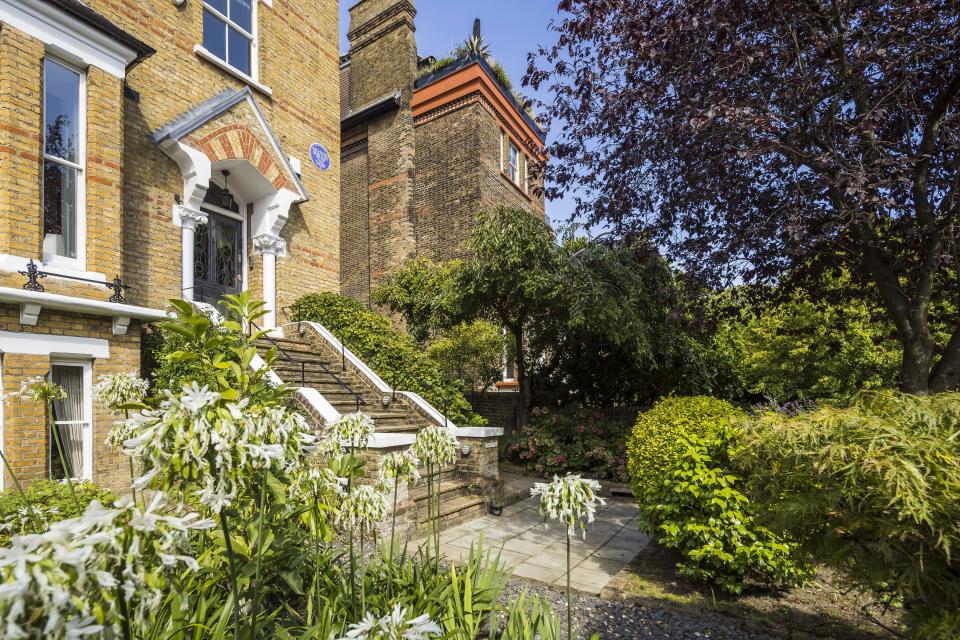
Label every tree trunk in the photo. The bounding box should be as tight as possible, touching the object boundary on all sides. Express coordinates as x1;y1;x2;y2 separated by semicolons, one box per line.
897;309;936;395
511;325;533;427
930;328;960;393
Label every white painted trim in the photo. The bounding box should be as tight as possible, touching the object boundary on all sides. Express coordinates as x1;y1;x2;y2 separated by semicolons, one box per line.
0;0;140;78
364;433;417;449
194;45;273;97
294;387;339;425
0;287;167;335
0;254;107;284
0;331;109;359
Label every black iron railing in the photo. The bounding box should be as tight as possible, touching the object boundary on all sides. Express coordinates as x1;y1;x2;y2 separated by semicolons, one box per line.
282;305;347;372
19;259;129;304
251;321;366;413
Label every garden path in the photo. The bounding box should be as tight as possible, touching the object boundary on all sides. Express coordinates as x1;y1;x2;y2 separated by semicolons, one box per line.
436;496;647;596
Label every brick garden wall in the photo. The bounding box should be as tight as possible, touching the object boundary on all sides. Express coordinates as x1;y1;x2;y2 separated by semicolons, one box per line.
466;391;522;442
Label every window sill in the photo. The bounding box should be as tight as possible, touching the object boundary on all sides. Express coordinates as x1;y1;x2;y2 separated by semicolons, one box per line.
0;254;105;283
194;46;273;97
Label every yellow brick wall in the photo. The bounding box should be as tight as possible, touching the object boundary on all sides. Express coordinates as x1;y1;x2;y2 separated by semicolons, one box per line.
0;303;141;493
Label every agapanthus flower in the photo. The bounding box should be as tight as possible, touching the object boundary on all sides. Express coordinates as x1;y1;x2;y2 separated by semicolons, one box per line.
338;484;387;531
10;376;65;405
331;412;375;449
0;505;58;536
312;433;346;461
412;426;458;467
289;465;347;502
0;494;211;638
378;450;420;486
105;418;137;450
122;383;317;513
531;474;606;539
94;373;149;411
337;604;442;640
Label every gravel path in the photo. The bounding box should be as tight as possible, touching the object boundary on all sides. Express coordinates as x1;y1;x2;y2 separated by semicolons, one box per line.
502;577;779;640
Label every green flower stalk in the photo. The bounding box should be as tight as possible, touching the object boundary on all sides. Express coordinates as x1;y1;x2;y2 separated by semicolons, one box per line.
12;377;78;512
96;373;149;506
379;451;420;565
531;474;606;639
413;427;458;564
339;484;387;614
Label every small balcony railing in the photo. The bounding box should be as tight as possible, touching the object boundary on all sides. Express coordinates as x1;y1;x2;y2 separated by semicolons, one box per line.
18;259;129;304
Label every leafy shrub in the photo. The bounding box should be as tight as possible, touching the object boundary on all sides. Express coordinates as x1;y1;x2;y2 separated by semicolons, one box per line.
737;391;960;638
627;396;743;496
291;292;483;426
427;320;506;392
638;425;811;594
0;480;116;544
507;408;633;482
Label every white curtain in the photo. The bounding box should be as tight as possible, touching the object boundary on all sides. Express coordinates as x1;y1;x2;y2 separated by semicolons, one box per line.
51;366;84;479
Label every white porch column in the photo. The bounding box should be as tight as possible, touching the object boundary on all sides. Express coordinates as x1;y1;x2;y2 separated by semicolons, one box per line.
177;206;207;301
253;234;286;330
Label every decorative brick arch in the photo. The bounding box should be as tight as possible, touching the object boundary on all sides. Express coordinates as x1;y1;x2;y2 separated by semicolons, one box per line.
188;124;296;193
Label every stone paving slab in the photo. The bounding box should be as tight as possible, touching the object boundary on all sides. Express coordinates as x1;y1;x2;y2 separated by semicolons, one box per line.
431;495;649;597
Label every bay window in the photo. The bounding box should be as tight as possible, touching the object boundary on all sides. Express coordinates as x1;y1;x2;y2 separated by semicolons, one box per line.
42;59;84;266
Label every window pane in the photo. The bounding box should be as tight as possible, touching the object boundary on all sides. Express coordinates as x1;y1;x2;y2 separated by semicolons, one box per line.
50;365;85;480
43;161;78;259
227;28;251;75
203;9;227;61
44;60;80;164
230;0;253;32
205;0;228;15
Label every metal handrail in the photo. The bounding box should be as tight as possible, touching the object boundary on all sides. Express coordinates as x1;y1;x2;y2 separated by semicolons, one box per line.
250;321;366;413
19;259;129;303
281;306;347;372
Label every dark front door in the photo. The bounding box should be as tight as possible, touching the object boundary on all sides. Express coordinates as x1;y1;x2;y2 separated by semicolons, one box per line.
194;210;243;305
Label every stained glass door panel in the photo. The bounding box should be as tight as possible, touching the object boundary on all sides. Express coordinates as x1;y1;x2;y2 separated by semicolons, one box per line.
194;211;243;305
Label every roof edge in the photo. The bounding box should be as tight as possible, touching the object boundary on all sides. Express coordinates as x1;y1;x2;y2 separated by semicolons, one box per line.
341;91;402;129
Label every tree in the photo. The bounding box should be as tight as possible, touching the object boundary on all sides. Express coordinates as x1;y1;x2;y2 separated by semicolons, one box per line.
527;0;960;393
376;209;718;422
426;320;507;392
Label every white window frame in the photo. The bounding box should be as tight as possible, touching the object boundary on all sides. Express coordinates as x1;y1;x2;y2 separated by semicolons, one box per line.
200;0;259;81
508;141;519;185
48;359;93;481
499;130;505;172
0;356;5;491
42;56;86;272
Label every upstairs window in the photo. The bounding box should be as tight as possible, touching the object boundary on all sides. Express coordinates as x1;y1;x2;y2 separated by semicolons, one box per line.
508;141;519;184
202;0;254;77
43;58;84;265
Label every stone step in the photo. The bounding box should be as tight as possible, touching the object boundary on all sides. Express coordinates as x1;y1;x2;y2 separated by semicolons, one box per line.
411;478;475;508
416;495;487;534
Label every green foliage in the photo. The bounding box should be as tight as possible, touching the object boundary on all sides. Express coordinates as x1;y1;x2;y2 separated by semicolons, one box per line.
638;426;811;594
737;391;960;637
290;292;483;426
627;396;744;496
454;35;492;61
372;256;462;342
507;408;633;482
714;276;900;401
0;480;116;545
426;320;506;392
416;56;456;79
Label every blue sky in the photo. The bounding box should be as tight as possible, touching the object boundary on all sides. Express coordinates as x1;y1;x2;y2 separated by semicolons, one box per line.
339;1;576;227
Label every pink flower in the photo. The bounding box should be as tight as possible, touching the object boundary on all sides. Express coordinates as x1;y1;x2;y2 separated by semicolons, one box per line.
577;426;586;433
556;454;566;464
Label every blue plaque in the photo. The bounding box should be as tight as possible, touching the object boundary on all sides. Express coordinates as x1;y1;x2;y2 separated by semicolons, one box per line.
310;143;331;171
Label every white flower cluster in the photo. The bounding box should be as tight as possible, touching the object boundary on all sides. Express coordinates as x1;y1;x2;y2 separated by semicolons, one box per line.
106;418;137;450
331;412;376;449
0;494;212;638
94;372;149;411
122;383;317;513
413;426;458;467
531;474;606;539
378;450;420;486
289;465;347;502
338;604;441;640
337;484;387;531
0;504;58;537
9;376;66;405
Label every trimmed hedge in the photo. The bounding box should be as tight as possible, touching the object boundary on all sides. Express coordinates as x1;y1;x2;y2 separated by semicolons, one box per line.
626;396;744;497
291;293;483;426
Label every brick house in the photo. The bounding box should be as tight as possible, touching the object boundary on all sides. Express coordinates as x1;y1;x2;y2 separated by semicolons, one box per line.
0;0;339;491
339;0;547;306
